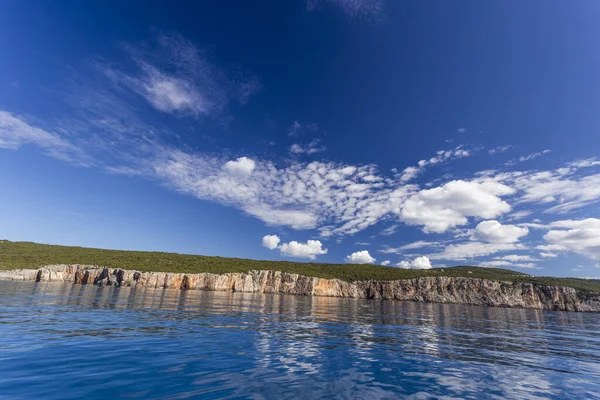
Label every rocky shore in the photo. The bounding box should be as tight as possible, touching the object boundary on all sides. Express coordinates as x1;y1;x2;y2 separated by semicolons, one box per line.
1;264;599;312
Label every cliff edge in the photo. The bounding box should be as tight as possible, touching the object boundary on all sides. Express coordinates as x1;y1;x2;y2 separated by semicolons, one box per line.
1;264;599;312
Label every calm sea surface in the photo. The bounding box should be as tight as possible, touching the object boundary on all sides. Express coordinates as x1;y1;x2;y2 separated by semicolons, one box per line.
0;281;599;399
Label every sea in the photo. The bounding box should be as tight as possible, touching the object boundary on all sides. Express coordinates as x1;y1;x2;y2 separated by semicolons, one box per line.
0;281;599;399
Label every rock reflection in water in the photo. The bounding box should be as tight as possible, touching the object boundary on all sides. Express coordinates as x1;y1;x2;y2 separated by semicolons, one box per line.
0;281;599;399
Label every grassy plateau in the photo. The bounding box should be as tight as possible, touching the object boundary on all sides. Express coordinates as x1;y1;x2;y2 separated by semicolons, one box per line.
1;240;599;293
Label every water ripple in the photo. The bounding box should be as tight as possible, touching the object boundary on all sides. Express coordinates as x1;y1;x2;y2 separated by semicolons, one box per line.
0;281;599;399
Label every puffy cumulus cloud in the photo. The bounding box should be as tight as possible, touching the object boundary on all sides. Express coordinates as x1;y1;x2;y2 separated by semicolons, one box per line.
7;43;600;252
472;220;529;243
399;180;514;233
263;235;327;260
543;218;600;261
397;256;432;269
279;240;328;259
262;235;280;250
399;166;420;182
223;157;256;177
345;250;376;264
381;260;390;266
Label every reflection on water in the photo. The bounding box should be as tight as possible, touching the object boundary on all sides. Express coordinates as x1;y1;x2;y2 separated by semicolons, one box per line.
0;281;599;399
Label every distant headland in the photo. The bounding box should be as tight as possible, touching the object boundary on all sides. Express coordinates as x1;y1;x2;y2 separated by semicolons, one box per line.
1;240;599;312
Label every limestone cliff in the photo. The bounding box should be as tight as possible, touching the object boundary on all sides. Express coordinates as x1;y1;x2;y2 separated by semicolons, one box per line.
1;264;599;312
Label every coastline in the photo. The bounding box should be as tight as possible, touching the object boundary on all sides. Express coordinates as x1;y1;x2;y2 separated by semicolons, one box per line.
1;264;599;312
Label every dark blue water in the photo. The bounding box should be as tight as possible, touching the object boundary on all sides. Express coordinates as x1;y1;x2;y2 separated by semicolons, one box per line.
1;282;599;399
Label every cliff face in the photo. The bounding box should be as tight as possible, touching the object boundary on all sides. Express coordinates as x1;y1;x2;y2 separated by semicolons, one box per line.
1;264;599;312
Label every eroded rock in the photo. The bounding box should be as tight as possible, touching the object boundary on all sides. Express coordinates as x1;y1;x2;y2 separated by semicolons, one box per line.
0;265;598;312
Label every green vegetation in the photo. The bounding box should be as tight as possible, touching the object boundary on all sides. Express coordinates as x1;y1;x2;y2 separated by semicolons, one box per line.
1;240;599;292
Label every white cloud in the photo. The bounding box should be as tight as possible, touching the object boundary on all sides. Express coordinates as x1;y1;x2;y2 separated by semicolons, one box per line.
476;166;600;214
543;218;600;261
380;240;437;254
549;218;600;229
278;240;328;259
413;256;432;269
139;70;206;115
489;145;512;155
345;250;376;264
457;128;466;133
519;149;551;162
381;260;390;266
377;224;398;236
497;254;538;262
290;140;325;155
397;256;432;269
103;33;260;117
399;166;420;182
245;207;318;230
507;210;532;221
6;37;600;267
262;235;281;250
429;242;526;261
567;158;600;169
399;180;514;233
472;220;529;243
0;111;89;166
480;260;537;269
400;240;437;250
263;235;327;259
222;157;256;177
397;146;473;183
479;260;512;267
540;252;558;258
10;89;600;253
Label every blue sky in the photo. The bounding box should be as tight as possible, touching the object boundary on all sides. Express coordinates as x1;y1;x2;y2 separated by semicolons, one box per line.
1;1;600;277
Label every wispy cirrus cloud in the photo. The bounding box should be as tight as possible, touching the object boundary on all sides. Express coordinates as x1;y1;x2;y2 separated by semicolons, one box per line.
476;162;600;214
398;145;473;182
5;30;600;269
0;111;91;166
306;0;384;19
98;33;260;118
290;139;326;155
504;149;551;166
488;145;512;155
